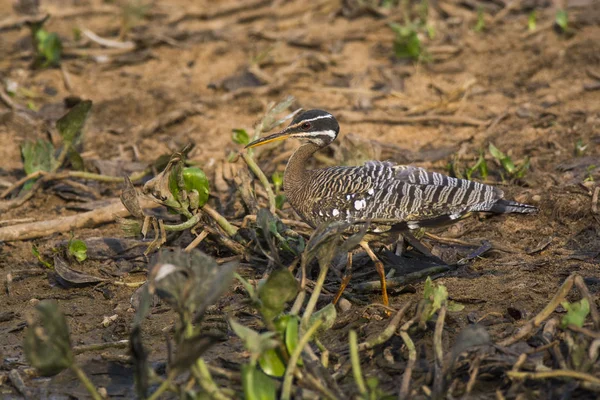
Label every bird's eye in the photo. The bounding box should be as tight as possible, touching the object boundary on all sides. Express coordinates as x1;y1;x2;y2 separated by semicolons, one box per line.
301;122;311;130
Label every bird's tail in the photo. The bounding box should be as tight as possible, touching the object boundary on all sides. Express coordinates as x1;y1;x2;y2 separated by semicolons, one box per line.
489;199;538;214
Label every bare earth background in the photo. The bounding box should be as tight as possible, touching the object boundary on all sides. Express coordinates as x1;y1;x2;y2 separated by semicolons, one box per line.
1;0;600;398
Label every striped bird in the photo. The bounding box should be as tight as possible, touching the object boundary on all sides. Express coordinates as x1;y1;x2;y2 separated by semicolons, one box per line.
246;109;537;306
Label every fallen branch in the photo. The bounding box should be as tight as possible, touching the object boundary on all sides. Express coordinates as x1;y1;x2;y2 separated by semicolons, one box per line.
0;199;155;241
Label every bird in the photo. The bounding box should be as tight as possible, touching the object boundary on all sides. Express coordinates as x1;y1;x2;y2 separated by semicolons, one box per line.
245;109;537;307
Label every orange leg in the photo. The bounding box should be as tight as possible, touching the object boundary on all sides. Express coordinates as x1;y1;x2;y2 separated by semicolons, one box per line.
332;252;352;305
360;241;389;307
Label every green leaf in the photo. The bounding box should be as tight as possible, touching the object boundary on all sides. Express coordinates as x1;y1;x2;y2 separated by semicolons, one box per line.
258;348;286;377
307;303;337;335
555;9;568;33
232;128;250;145
275;194;286;210
258;269;299;321
229;319;279;362
447;300;465;312
488;143;505;160
242;364;277;400
32;244;53;269
24;300;74;376
474;7;485;32
68;239;87;262
35;29;62;67
514;156;530;179
284;315;303;367
421;277;448;323
389;23;422;60
528;11;537;31
561;299;590;328
21;139;57;187
182;167;210;208
271;171;283;192
56;100;92;146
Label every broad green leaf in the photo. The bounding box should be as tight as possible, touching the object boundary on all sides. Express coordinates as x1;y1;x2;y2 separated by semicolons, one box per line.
232;128;250;145
258;348;286;377
284;315;303;366
307;303;337;335
561;299;589;328
68;239;87;262
21;139;57;188
488;143;505;161
229;319;279;362
258;268;299;321
242;364;276;400
447;300;465;312
56;100;92;146
182;167;210;208
35;29;62;67
24;301;74;376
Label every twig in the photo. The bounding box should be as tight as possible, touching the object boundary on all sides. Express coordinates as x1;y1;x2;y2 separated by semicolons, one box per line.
358;302;411;351
398;317;417;400
353;264;451;292
184;229;209;252
498;274;575;347
301;260;329;328
73;339;129;355
507;370;600;386
432;305;447;399
574;275;600;331
464;356;481;396
281;319;323;400
81;29;135;49
349;330;367;396
242;151;277;214
147;372;175;400
0;199;156;241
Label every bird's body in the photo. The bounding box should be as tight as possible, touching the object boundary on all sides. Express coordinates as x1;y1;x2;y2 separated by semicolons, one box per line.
246;109;537;306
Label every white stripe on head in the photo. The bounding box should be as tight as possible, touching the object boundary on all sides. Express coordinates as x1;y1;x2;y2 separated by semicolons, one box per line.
300;114;334;123
293;130;336;139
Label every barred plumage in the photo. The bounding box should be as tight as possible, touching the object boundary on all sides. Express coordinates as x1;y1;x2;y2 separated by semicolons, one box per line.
246;109;537;307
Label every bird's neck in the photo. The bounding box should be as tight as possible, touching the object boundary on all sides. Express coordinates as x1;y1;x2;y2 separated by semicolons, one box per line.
284;142;321;194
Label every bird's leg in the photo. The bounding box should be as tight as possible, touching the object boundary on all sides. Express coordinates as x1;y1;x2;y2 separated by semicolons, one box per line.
360;241;389;307
332;252;352;305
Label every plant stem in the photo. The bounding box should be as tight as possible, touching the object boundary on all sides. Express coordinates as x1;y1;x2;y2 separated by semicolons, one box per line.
201;204;238;237
281;319;323;400
70;364;103;400
301;262;329;328
147;373;174;400
163;214;201;232
242;152;277;214
193;359;231;400
358;302;411;351
349;330;367;396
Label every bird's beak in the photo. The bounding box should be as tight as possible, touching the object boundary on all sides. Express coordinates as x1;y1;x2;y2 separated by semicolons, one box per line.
245;128;293;149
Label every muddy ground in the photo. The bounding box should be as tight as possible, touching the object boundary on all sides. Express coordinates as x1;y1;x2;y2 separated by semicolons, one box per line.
1;0;600;398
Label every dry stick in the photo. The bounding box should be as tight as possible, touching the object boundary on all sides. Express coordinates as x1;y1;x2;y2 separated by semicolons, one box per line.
73;339;129;355
498;274;576;347
432;305;447;399
358;302;411;351
184;229;209;252
398;317;418;400
507;370;600;386
300;260;329;328
574;275;600;330
281;319;323;400
465;357;481;396
0;199;151;241
242;152;277;214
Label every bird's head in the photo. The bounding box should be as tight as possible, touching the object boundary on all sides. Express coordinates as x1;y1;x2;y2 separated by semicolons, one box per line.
245;109;340;149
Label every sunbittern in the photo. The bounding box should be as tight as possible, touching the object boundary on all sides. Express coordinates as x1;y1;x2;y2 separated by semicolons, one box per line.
246;109;537;306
